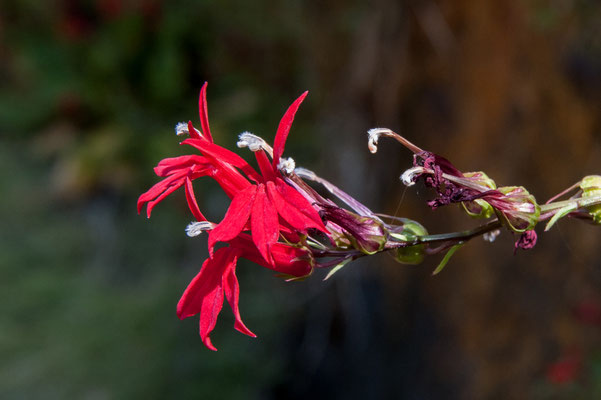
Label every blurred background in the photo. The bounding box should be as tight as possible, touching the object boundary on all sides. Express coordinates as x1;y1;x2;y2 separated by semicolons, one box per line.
3;0;601;398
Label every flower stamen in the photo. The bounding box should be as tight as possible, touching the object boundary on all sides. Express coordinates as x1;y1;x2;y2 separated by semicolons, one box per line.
186;221;216;237
237;132;274;157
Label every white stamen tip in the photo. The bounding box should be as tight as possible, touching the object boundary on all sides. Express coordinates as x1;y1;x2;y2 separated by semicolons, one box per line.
186;221;215;237
278;157;296;174
400;167;423;186
175;122;189;136
367;128;393;154
483;229;501;243
237;132;270;152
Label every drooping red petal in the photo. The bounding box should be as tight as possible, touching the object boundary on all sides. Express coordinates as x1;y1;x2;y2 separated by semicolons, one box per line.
138;170;189;217
272;91;308;170
222;260;256;338
274;178;327;231
185;176;206;221
198;82;213;142
208;185;258;255
250;184;279;265
177;248;237;351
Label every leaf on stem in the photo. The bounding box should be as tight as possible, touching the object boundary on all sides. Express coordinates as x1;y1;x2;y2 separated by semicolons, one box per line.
432;243;464;275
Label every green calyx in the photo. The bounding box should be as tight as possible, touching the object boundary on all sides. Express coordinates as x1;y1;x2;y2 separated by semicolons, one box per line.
580;175;601;224
391;220;428;265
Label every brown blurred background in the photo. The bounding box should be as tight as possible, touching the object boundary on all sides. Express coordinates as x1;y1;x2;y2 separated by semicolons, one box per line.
2;0;601;398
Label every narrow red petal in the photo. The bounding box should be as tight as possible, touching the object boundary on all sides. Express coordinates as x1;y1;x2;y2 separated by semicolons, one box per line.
272;91;308;170
154;155;207;176
183;138;262;183
176;248;237;351
274;178;327;231
254;149;275;181
138;170;190;217
198;283;224;351
223;261;256;338
186;120;202;140
250;184;279;265
198;82;213;142
208;185;257;255
185;176;206;221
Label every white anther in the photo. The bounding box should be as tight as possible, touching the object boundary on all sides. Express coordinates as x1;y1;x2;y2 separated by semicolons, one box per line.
278;157;296;174
367;128;394;154
400;167;423;187
483;229;501;243
186;221;215;237
237;132;273;156
175;122;189;136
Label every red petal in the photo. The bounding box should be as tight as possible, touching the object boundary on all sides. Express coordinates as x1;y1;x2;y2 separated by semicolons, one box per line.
186;120;202;140
198;82;213;142
272;91;308;170
272;178;327;231
154;155;207;176
251;184;279;265
232;234;313;277
137;170;188;217
176;248;237;351
183;138;262;184
208;185;257;255
185;176;206;221
254;149;275;181
223;260;256;338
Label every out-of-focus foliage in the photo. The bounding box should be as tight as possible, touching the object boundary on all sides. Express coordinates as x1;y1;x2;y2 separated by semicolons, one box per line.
4;0;601;399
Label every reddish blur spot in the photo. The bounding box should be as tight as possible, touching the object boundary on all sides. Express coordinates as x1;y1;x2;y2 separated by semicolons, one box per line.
573;299;601;325
546;354;581;385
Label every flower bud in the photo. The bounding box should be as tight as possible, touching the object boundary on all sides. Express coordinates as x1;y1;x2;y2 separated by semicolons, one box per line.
460;171;496;219
392;220;428;265
580;175;601;224
320;206;388;254
487;186;540;232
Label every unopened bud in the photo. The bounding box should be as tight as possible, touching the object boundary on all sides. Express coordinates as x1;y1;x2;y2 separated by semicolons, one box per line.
489;186;540;232
580;175;601;223
461;171;496;219
393;220;428;265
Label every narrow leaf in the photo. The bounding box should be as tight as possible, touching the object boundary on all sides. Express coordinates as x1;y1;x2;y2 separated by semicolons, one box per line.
432;243;464;275
544;204;576;231
324;257;353;281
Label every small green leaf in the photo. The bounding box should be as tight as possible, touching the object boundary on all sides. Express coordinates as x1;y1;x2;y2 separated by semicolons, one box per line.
324;257;353;281
432;243;464;275
544;204;576;231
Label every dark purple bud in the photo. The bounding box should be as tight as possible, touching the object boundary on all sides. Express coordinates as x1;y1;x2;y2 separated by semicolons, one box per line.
319;205;387;254
515;230;537;252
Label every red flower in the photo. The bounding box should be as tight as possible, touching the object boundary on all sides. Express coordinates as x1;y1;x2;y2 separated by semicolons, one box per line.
177;235;313;350
184;91;327;264
140;83;327;350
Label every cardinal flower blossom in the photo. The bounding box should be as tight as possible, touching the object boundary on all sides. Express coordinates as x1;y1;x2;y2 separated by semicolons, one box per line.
139;83;329;350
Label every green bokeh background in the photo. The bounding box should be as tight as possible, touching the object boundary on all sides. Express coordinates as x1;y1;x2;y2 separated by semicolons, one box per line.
3;1;601;398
